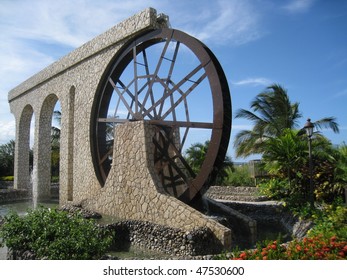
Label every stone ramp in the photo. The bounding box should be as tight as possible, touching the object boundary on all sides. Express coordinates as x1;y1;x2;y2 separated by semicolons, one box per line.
206;186;268;202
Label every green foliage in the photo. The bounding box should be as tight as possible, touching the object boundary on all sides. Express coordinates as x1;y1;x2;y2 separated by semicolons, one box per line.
260;128;346;205
0;140;15;176
51;176;59;183
184;141;233;184
308;202;347;240
215;201;347;260
234;83;339;158
0;176;14;181
257;178;292;200
51;146;60;178
185;141;210;174
0;207;112;260
262;129;307;179
222;165;254;186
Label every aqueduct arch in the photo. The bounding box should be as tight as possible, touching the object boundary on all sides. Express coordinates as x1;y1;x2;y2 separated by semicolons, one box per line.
8;8;233;249
14;104;34;191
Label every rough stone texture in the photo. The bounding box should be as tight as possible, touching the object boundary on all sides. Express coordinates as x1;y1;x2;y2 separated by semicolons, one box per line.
0;181;13;189
222;201;313;239
0;189;30;203
205;198;257;246
83;121;232;249
105;220;224;257
7;7;232;249
206;186;268;202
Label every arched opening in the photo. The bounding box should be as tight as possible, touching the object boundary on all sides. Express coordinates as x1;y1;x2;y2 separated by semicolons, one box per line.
34;94;59;201
14;105;34;191
51;100;61;201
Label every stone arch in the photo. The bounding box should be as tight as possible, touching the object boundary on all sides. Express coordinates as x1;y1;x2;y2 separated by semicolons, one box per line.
14;104;34;190
33;94;59;201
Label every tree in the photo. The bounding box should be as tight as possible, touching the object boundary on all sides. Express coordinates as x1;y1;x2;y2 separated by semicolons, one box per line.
185;141;233;184
51;110;61;147
261;129;345;204
234;84;339;157
0;140;15;176
51;110;61;180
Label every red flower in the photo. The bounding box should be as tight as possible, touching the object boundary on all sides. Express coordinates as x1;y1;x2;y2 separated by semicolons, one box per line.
296;245;302;252
239;252;247;259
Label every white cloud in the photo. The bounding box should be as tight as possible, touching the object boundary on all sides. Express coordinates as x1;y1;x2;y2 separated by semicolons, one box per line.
333;88;347;99
0;119;16;144
0;0;157;48
283;0;315;13
232;124;253;131
232;77;272;87
0;0;156;145
171;0;263;46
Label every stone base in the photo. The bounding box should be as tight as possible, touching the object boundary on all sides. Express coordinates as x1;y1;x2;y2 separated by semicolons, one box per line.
83;121;232;249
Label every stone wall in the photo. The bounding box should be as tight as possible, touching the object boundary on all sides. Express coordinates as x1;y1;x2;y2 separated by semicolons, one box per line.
206;186;268;202
0;189;29;203
222;201;313;239
105;220;224;257
83;121;232;249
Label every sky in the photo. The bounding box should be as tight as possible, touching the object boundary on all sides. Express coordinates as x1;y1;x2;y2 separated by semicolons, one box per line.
1;0;347;162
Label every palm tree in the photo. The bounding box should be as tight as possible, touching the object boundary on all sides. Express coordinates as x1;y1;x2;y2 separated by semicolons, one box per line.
51;110;61;147
185;141;233;184
234;84;339;157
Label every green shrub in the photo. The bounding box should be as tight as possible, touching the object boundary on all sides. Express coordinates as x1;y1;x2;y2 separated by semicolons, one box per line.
51;176;59;183
0;207;112;260
0;176;14;181
222;165;254;186
257;178;291;199
308;202;347;240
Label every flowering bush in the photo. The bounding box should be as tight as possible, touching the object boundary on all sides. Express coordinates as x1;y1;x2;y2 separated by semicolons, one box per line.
230;235;347;260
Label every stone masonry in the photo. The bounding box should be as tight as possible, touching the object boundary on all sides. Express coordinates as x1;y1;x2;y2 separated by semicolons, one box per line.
8;8;232;249
83;121;231;248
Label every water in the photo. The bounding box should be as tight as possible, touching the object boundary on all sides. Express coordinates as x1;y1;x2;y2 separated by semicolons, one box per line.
0;200;58;217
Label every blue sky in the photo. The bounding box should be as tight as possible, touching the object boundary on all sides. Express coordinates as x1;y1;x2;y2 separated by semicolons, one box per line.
1;0;347;162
